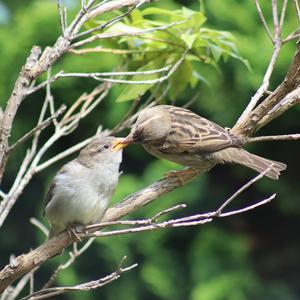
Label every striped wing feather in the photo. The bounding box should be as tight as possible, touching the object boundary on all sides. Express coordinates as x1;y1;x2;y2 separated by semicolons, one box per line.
160;106;242;154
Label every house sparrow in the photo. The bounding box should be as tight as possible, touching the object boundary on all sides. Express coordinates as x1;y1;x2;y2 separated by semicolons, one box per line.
44;136;123;239
114;105;286;180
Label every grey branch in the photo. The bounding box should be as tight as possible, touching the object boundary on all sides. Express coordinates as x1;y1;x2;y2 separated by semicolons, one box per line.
20;257;137;300
8;105;66;152
247;133;300;143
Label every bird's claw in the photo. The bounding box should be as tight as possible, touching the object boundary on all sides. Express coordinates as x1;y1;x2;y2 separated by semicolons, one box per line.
164;168;198;186
67;225;82;242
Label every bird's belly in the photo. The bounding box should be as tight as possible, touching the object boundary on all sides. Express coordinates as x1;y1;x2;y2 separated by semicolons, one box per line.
45;181;109;229
143;144;215;170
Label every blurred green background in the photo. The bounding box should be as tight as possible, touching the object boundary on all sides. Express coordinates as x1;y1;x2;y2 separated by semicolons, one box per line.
0;0;299;299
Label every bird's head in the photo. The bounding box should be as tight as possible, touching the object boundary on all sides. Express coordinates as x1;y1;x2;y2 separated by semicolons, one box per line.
79;136;123;166
113;106;171;150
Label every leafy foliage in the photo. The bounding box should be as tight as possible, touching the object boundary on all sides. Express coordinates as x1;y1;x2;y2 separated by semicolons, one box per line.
0;1;299;300
85;5;248;102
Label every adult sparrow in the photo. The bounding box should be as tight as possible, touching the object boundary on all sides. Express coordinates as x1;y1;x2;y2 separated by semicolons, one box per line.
114;105;286;180
44;136;123;238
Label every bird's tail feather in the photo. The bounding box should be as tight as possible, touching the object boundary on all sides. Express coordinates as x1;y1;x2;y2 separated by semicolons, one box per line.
213;148;286;180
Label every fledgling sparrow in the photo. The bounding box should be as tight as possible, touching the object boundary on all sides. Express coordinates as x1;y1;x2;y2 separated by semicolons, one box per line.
114;105;286;180
44;136;123;238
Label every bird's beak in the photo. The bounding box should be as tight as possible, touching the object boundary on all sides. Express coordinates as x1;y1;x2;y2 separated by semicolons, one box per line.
112;135;134;151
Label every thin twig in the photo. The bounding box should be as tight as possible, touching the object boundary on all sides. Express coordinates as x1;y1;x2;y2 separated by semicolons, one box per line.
74;2;141;39
254;0;274;42
111;97;141;133
272;0;280;39
8;105;66;152
233;39;281;132
47;50;186;86
283;31;300;43
42;238;95;289
279;0;288;30
215;167;271;214
20;258;137;300
30;218;49;237
27;71;64;95
219;194;276;217
57;0;66;36
150;204;187;222
247;133;300;143
59;66;171;77
85;171;272;237
0;190;6;199
69;46;170;56
28;66;172;93
71;19;188;49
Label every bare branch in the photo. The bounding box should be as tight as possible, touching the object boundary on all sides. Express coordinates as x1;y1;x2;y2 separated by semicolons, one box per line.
219;194;276;217
253;0;273;42
57;0;66;36
279;0;288;30
247;133;300;143
272;0;280;38
1;273;32;300
57;66;171;78
69;46;168;55
42;238;95;289
20;257;137;300
8;105;66;152
215;168;271;214
235;44;300;136
256;85;300;129
283;30;300;44
30;218;49;237
233;43;281;133
71;19;188;49
74;1;143;39
0;46;42;184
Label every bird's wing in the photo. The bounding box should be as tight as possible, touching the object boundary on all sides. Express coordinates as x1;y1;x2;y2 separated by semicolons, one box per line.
161;106;242;154
43;182;56;217
42;165;68;217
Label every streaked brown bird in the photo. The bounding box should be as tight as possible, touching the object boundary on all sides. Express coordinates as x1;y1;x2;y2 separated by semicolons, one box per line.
114;105;286;180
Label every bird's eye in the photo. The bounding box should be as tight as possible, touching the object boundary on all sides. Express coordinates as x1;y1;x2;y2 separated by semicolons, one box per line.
103;144;109;149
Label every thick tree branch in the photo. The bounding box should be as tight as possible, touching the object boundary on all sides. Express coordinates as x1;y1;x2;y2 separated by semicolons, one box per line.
232;44;300;136
0;169;205;293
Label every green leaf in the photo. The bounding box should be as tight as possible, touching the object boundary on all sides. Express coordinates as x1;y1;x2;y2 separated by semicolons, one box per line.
142;7;182;19
181;7;206;30
181;33;198;48
210;44;223;62
192;70;211;87
169;59;193;98
116;58;164;102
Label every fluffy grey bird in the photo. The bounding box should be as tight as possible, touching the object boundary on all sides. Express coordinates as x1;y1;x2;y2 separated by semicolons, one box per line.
44;136;123;238
114;105;286;180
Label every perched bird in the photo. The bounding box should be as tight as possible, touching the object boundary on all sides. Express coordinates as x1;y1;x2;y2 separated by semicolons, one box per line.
44;136;123;239
114;105;286;180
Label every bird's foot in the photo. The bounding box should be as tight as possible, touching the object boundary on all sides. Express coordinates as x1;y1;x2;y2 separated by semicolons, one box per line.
66;225;82;242
164;168;199;185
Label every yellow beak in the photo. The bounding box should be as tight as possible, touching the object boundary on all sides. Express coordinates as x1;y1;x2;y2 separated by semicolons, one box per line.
112;138;130;151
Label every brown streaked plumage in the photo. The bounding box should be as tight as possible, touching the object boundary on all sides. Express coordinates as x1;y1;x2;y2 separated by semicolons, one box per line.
116;105;286;180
